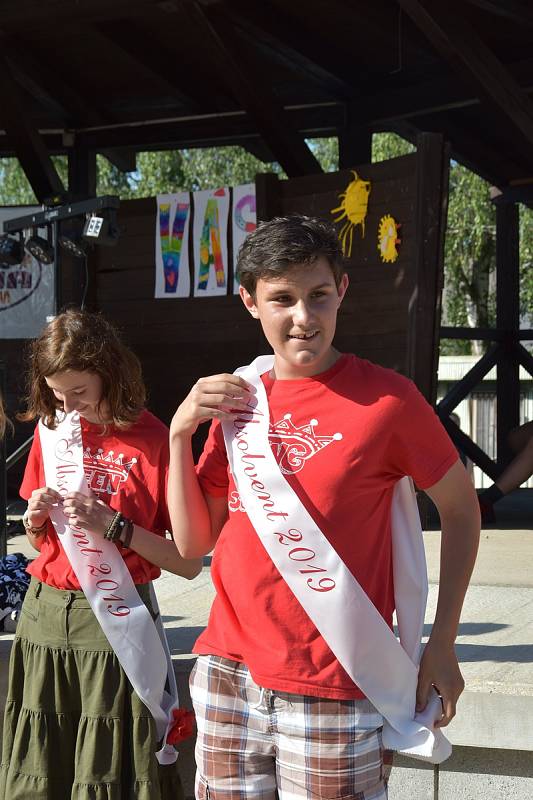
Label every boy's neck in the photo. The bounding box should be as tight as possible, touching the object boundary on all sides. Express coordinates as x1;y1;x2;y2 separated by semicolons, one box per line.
269;347;342;380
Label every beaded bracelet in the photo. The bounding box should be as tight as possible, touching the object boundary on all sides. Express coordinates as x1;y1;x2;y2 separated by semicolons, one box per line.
104;511;123;542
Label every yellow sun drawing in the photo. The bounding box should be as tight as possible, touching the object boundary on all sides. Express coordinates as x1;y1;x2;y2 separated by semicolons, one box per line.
378;214;401;263
330;171;371;257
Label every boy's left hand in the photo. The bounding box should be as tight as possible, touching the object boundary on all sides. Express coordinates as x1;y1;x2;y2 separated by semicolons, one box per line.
415;637;465;727
63;491;115;538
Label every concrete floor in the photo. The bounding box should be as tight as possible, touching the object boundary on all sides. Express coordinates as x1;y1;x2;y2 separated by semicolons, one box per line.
2;495;532;798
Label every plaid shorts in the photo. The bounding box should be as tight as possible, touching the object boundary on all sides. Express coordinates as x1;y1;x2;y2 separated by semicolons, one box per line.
190;655;392;800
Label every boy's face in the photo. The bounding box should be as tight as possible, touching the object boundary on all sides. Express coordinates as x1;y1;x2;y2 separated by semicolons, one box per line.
240;257;349;379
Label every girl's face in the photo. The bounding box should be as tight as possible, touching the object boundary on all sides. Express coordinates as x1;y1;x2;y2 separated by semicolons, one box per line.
44;370;108;423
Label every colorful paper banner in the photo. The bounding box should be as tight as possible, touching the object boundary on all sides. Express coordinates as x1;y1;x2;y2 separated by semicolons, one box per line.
193;187;229;297
155;193;191;298
231;183;256;294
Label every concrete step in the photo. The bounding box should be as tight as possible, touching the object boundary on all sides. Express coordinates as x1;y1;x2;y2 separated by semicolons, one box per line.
1;527;532;797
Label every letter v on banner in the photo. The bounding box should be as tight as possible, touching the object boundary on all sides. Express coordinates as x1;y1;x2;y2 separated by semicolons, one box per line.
155;192;191;299
39;412;180;765
221;355;452;764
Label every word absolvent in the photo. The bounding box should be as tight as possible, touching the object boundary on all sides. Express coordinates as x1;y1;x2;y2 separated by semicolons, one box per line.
233;404;336;593
54;432;131;617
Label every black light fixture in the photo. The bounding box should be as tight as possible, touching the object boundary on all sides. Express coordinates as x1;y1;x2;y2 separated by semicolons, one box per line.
58;218;86;259
25;234;54;264
2;195;120;312
0;235;24;268
82;208;120;247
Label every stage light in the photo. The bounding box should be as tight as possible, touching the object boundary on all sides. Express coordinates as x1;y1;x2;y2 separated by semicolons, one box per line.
0;235;24;267
25;235;54;264
58;219;86;259
82;209;120;247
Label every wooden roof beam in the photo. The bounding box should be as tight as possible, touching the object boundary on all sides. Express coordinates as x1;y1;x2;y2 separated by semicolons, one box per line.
100;149;137;173
0;104;344;156
379;115;525;187
3;40;112;128
464;0;533;27
91;21;208;112
181;0;322;177
0;0;162;29
0;55;64;202
4;43;137;175
397;0;533;167
224;0;358;96
361;55;533;125
401;110;528;185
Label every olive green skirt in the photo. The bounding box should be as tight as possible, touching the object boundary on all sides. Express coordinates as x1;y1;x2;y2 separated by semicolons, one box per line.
0;577;184;800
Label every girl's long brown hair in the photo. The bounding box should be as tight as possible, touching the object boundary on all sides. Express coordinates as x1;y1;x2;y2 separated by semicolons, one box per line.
19;309;146;430
0;394;8;439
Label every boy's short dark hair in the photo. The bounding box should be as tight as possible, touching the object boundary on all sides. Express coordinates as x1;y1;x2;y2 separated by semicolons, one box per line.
237;214;345;296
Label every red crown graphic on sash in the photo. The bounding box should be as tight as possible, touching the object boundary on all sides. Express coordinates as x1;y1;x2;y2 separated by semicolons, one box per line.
268;414;342;475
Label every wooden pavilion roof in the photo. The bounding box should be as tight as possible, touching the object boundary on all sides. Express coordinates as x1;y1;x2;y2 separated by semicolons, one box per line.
1;0;533;200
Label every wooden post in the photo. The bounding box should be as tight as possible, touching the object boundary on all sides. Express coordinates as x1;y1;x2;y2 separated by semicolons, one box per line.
338;107;372;169
0;363;7;559
496;202;520;467
255;172;280;222
407;133;450;402
68;144;97;199
66;143;97;310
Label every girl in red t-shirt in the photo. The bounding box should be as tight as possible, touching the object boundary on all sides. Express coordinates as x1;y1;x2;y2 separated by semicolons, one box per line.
0;309;200;800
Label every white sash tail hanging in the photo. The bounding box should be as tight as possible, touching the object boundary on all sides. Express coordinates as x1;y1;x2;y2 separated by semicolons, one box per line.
39;412;179;765
221;355;452;764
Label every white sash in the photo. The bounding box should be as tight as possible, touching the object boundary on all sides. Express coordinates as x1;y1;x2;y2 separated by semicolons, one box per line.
39;412;179;765
221;355;452;764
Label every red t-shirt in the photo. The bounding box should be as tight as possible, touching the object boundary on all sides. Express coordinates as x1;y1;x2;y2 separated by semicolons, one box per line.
21;409;172;590
195;354;458;699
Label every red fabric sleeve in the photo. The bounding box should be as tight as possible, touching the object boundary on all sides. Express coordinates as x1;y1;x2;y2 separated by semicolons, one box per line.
19;425;44;501
389;381;458;490
195;420;230;497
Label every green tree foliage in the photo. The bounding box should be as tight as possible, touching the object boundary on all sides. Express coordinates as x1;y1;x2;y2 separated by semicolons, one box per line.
98;147;284;198
1;135;531;355
442;165;496;355
520;205;533;321
372;133;415;162
0;155;68;204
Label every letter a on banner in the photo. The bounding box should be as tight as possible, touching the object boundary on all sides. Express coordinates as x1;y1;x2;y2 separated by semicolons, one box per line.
193;187;229;296
155;193;191;298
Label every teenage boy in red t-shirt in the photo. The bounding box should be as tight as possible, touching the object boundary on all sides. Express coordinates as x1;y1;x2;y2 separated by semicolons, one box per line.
169;215;480;800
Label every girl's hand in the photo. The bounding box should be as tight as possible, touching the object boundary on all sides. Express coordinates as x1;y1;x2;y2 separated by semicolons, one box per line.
27;487;63;529
62;491;115;538
170;374;256;438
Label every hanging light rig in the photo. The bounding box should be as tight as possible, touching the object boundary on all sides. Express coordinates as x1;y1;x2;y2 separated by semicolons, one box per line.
25;232;54;265
2;196;120;313
0;234;24;268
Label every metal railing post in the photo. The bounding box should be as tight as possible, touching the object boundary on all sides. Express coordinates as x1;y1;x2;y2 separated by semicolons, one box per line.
0;363;7;558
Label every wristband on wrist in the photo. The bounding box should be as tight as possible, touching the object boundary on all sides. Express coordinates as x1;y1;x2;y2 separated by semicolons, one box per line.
121;519;134;549
22;510;47;536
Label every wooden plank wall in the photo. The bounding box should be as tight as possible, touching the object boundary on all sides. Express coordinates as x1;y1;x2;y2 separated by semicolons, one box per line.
2;139;448;478
93;198;267;456
258;155;417;375
256;135;448;399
